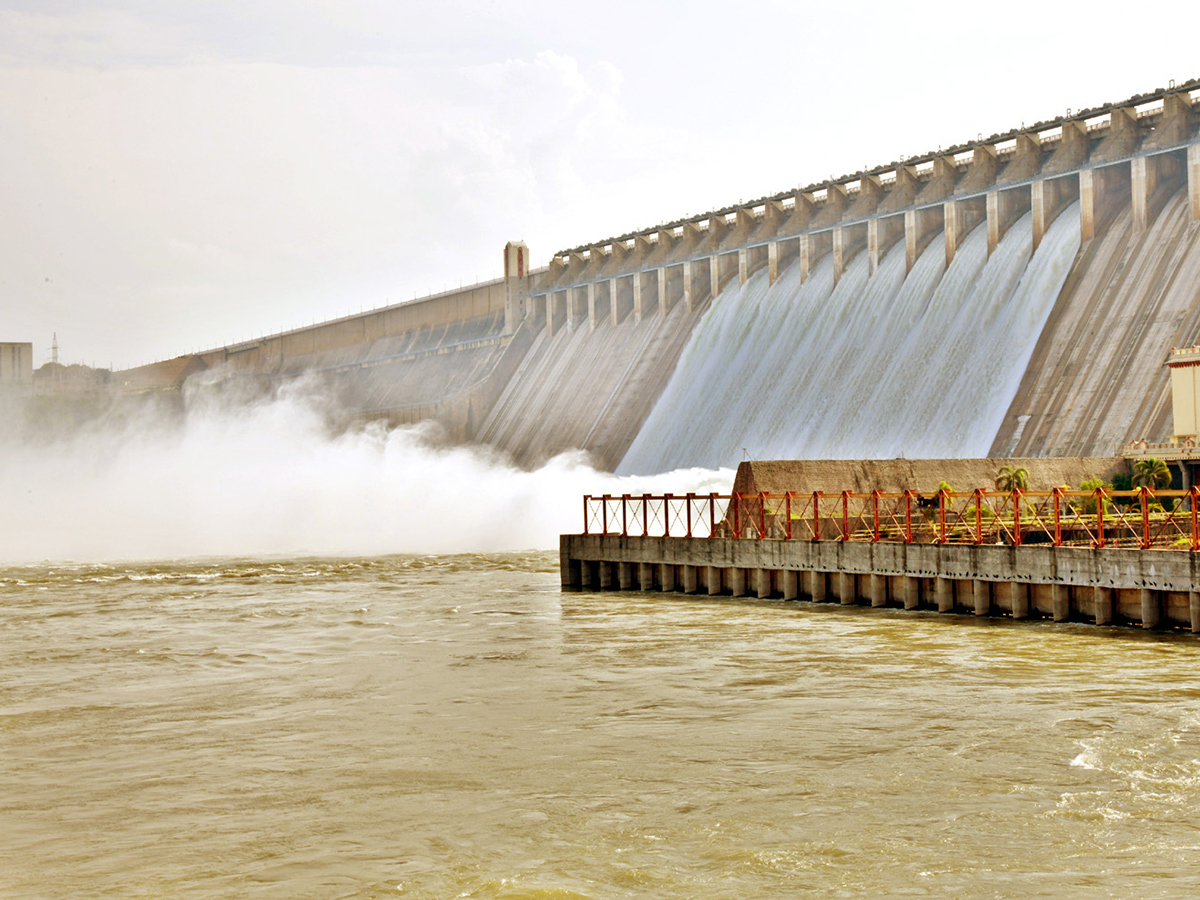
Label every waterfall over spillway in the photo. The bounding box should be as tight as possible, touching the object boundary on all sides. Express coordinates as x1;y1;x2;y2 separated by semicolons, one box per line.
618;203;1081;474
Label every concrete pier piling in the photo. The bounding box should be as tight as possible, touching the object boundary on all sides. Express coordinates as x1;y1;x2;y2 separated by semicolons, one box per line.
936;578;953;613
706;565;722;596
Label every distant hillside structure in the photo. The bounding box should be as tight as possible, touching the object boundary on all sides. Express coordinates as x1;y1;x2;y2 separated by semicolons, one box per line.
33;361;112;396
0;343;33;392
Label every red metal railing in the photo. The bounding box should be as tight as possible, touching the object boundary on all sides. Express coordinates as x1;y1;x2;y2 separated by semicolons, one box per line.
582;487;1200;550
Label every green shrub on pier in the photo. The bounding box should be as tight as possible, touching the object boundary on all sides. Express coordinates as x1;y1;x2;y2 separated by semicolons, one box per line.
1079;477;1110;515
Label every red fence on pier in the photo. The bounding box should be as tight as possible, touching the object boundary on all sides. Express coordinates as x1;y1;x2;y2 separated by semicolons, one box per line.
582;488;1200;550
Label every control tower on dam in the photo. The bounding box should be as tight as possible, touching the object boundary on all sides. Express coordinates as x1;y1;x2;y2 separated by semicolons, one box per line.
115;79;1200;471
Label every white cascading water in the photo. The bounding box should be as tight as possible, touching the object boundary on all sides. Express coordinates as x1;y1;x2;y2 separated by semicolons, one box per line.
618;203;1081;474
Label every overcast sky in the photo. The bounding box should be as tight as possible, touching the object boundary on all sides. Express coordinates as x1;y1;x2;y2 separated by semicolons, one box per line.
2;1;1197;369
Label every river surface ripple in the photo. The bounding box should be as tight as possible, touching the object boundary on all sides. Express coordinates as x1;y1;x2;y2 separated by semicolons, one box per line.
3;552;1200;898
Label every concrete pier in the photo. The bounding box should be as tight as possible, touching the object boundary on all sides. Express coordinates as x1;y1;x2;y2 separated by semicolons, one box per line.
562;534;1200;632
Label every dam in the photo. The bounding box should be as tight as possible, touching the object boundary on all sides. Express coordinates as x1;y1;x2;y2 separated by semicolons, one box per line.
115;79;1200;473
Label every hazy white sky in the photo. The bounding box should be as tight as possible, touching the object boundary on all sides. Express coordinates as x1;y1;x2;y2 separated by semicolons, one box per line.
2;0;1197;369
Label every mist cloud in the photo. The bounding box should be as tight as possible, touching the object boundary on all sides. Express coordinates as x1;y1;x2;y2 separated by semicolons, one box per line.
0;375;732;564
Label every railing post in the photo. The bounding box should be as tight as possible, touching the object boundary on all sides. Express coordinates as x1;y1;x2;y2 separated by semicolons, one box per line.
1052;488;1062;547
872;490;880;542
1192;487;1199;551
785;492;793;540
732;493;740;539
1095;488;1104;548
663;494;671;538
602;494;609;535
904;490;913;543
974;489;983;545
622;494;629;537
583;494;590;535
709;493;717;539
685;493;693;539
1013;489;1022;546
813;491;822;542
1142;487;1151;549
759;491;767;540
642;494;649;537
841;491;850;542
938;490;947;544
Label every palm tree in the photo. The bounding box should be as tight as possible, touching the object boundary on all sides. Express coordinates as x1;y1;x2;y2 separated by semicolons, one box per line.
1132;458;1171;490
995;465;1029;492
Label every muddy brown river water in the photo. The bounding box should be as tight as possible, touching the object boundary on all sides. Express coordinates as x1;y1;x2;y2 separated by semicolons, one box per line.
3;552;1200;898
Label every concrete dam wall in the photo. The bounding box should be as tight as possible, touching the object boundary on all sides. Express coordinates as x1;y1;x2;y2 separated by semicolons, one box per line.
116;80;1200;474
